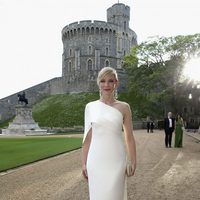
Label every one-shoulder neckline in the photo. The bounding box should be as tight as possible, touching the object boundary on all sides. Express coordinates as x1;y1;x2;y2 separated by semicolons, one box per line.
97;100;124;119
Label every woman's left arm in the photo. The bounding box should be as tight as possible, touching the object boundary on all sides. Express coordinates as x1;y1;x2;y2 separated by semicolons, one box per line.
123;103;136;176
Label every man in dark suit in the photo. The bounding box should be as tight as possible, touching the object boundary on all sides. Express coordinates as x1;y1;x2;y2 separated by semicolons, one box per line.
164;112;175;148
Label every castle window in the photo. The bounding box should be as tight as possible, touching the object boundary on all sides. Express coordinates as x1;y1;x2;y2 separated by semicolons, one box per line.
86;27;90;34
105;60;110;67
124;50;126;56
100;28;104;34
124;21;127;31
91;27;94;34
74;29;77;36
68;61;72;72
82;27;85;35
70;30;73;38
106;47;109;56
105;37;109;43
88;59;93;71
95;27;99;34
78;28;81;35
69;49;72;57
88;45;92;54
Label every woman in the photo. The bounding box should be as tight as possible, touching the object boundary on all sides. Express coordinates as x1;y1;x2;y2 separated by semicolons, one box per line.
174;114;184;148
82;67;136;200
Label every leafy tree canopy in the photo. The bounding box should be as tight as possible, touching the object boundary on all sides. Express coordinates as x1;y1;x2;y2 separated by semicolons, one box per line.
123;33;200;119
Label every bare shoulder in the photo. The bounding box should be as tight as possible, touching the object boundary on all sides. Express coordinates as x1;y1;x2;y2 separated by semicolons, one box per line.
115;100;131;116
116;100;130;108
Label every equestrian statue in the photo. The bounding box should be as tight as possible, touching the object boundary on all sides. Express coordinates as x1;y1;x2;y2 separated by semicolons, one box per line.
17;91;28;105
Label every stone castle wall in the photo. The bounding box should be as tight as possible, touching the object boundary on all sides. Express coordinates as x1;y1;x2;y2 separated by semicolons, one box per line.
0;3;136;124
0;78;59;123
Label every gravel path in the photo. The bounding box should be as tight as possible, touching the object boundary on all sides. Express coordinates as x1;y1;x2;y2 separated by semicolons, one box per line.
0;130;200;200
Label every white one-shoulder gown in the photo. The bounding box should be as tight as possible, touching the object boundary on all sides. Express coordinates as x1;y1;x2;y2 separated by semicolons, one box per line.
83;100;127;200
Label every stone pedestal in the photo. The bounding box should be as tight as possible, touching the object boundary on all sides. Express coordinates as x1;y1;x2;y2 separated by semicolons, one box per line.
2;105;47;135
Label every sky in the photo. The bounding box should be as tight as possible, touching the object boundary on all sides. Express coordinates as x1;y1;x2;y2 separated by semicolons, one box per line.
0;0;199;99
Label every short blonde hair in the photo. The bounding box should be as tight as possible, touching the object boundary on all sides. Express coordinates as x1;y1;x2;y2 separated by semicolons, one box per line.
97;67;119;86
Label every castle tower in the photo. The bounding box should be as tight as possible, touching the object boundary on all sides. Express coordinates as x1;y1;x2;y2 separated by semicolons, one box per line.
107;3;130;31
61;3;137;92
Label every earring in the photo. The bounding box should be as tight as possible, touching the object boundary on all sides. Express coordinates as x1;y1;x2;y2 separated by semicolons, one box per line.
99;89;102;98
114;89;118;99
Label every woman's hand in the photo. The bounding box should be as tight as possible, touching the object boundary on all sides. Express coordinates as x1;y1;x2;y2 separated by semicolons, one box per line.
126;161;136;177
82;164;88;180
130;162;136;176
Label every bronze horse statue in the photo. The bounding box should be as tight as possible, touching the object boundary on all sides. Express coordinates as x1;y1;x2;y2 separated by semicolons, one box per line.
17;92;28;105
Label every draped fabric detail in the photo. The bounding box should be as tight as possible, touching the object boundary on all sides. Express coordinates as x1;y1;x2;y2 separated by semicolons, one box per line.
83;103;92;143
82;100;127;200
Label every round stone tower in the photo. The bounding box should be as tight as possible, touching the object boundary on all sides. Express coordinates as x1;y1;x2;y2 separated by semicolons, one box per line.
61;3;137;92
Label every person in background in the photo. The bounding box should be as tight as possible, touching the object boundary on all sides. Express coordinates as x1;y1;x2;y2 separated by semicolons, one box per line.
150;121;154;133
164;112;175;148
174;113;184;148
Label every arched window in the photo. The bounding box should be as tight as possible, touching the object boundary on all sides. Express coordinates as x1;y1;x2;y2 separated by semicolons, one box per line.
69;49;72;57
88;59;93;71
106;47;109;56
77;28;81;35
91;27;94;34
105;60;110;67
82;27;85;35
95;27;99;34
68;61;72;72
124;21;127;31
86;27;90;34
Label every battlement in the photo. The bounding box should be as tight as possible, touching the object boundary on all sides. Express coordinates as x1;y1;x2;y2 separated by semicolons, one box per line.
62;20;117;35
108;3;130;13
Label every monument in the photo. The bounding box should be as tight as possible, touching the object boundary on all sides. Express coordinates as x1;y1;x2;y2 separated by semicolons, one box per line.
2;93;47;136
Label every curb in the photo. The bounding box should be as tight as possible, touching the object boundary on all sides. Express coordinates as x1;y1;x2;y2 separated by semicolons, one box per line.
185;132;200;142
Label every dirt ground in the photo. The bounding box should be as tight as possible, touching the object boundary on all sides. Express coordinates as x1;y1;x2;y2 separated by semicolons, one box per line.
0;130;200;200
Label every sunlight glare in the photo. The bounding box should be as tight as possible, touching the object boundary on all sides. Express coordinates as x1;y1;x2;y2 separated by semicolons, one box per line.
183;58;200;82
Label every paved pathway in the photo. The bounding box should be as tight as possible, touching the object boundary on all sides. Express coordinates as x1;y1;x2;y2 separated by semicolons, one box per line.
0;130;200;200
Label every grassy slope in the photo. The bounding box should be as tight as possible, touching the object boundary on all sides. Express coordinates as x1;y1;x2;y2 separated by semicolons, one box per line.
1;92;130;129
32;93;99;128
0;137;82;172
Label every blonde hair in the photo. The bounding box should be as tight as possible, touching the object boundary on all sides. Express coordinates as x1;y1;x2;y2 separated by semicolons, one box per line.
97;67;119;86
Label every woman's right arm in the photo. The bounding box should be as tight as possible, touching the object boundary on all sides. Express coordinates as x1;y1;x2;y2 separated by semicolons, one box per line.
82;129;92;180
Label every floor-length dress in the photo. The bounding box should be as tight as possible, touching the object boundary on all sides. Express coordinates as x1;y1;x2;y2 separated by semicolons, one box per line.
174;119;183;147
83;100;127;200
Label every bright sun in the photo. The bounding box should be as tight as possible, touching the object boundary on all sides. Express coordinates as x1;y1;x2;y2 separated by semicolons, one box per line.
183;58;200;82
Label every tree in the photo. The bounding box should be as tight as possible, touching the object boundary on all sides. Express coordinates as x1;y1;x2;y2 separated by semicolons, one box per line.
123;34;200;119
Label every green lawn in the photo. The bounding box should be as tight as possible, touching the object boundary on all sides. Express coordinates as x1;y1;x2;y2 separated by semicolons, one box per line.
0;137;82;172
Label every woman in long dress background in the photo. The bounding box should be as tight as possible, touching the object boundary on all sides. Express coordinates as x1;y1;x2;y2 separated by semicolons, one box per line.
81;67;136;200
174;114;184;148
